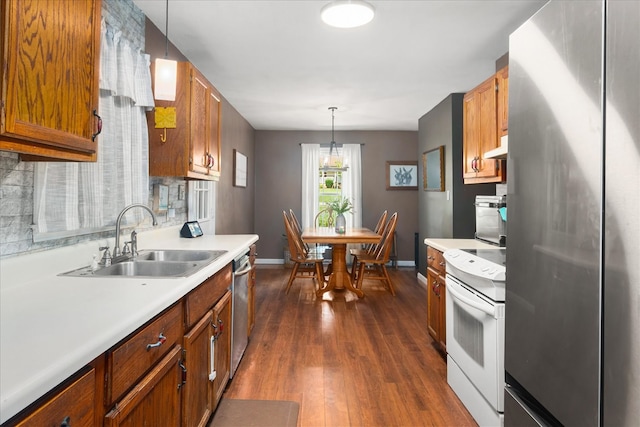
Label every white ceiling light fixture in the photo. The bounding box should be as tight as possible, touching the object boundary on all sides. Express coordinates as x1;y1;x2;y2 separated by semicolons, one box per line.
321;0;375;29
154;0;177;101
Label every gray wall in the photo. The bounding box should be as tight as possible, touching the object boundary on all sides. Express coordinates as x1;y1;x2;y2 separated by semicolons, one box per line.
254;130;419;263
417;94;495;274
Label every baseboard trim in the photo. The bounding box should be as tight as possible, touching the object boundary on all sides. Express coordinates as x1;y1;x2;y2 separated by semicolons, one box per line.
256;258;417;268
417;272;427;288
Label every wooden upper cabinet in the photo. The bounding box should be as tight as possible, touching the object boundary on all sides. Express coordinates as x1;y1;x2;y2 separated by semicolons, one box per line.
148;62;222;180
0;0;102;161
496;66;509;136
463;70;506;184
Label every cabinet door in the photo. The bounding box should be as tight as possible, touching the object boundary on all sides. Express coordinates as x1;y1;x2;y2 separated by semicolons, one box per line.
426;268;441;345
207;90;221;176
104;346;182;427
497;66;509;137
475;76;499;179
462;91;479;180
15;368;95;427
0;0;101;161
183;311;214;427
438;274;447;352
248;266;256;336
212;291;232;406
190;69;210;175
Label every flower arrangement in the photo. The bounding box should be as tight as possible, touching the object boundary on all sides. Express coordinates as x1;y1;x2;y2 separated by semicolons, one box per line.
327;197;353;215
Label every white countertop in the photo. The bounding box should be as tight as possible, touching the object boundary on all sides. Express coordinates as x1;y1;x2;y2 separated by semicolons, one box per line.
424;238;500;253
0;226;258;424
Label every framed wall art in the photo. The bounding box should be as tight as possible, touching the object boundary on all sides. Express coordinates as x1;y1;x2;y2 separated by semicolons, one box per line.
386;161;418;190
423;146;445;191
233;149;247;188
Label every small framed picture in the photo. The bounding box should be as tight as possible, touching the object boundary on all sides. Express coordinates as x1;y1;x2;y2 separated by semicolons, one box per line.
386;161;418;190
233;149;247;188
423;146;445;191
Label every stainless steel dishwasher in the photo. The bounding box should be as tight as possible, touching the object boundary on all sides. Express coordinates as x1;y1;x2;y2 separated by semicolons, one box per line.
230;250;251;378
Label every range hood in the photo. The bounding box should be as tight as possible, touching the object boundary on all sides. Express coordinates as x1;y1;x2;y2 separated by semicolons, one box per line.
484;135;508;159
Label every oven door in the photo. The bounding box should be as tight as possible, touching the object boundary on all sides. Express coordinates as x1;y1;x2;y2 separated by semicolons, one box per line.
446;274;505;412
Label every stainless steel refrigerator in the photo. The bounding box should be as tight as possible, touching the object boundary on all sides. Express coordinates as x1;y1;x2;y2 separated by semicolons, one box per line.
504;0;639;425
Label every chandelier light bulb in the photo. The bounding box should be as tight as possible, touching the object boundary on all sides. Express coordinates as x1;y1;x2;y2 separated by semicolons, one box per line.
321;0;375;29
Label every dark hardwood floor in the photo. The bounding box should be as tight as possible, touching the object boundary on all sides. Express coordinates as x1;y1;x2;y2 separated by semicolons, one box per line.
222;265;477;427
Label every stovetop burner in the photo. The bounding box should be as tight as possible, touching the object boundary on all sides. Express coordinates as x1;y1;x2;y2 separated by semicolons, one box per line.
461;248;506;268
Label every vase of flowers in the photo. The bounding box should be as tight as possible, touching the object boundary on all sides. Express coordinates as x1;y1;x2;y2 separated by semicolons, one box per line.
328;197;353;234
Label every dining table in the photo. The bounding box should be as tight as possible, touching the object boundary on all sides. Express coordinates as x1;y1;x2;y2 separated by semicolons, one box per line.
302;227;381;298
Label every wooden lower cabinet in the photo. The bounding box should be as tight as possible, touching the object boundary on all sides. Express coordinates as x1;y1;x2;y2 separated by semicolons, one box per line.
7;261;239;427
182;290;232;427
183;310;215;427
104;346;183;427
248;244;257;336
426;246;447;352
12;368;95;427
427;268;446;352
212;291;232;405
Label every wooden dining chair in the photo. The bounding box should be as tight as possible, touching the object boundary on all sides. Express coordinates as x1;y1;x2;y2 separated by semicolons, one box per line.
351;212;398;296
314;206;335;227
283;211;326;294
349;210;388;281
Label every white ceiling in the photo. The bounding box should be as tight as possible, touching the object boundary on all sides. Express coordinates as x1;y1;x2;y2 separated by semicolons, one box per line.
133;0;547;131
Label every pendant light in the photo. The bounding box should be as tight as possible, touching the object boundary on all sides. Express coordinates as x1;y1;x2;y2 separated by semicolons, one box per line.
321;0;375;29
154;0;177;101
329;106;339;157
324;107;348;171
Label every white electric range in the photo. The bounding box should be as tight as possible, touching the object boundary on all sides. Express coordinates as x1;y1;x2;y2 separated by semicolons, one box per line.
443;247;506;427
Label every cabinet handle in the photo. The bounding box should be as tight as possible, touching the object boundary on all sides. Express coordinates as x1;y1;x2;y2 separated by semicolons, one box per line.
178;360;187;390
208;153;215;168
146;333;167;350
91;110;102;142
209;335;217;382
211;318;224;339
60;416;71;427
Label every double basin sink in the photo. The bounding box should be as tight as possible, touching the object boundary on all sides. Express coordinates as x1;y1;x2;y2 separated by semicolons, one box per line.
61;249;227;278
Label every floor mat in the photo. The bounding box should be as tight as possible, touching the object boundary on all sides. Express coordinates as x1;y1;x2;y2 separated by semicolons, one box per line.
210;399;299;427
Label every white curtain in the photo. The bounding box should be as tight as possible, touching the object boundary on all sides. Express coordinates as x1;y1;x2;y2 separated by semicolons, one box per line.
301;144;320;228
34;21;154;237
340;144;362;228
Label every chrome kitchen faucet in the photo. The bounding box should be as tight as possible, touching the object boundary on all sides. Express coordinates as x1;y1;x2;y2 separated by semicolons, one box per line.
113;204;158;259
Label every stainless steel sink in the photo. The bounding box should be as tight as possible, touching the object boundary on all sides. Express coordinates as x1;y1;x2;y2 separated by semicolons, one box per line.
136;249;224;262
93;261;201;277
60;249;227;278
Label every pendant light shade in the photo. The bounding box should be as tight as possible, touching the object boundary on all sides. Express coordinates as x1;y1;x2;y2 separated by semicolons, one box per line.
321;0;375;28
154;0;177;101
154;58;177;101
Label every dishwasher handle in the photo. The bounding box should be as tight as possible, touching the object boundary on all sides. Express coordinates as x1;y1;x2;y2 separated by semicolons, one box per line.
234;263;252;276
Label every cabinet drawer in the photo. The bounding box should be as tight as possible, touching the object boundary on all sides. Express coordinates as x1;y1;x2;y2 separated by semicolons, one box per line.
427;246;445;274
185;263;232;329
14;368;95;427
106;302;183;405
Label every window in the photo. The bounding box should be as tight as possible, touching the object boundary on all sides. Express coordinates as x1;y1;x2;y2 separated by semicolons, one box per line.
188;180;216;235
301;143;362;229
317;146;346;226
